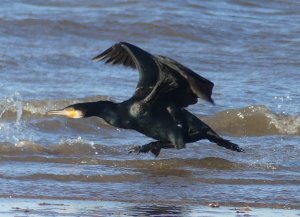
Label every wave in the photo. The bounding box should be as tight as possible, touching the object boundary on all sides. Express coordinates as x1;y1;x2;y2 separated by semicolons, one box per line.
1;171;299;186
0;144;295;173
1;95;299;136
1;18;102;39
0;142;242;169
203;105;300;136
0;17;219;43
0;134;297;172
0;138;121;156
0;139;240;170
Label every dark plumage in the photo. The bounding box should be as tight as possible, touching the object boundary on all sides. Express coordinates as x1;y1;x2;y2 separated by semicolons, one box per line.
92;42;215;107
48;42;243;156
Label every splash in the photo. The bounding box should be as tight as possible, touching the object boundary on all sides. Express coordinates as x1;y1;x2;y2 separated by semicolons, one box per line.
0;92;23;122
0;92;26;144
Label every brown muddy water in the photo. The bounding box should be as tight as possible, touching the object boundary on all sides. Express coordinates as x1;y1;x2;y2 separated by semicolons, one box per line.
0;0;299;216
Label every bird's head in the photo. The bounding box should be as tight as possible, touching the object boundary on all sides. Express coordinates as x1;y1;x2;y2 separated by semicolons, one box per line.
47;101;117;119
47;103;88;119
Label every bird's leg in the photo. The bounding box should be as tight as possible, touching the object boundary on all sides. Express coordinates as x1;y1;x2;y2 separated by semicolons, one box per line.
128;141;175;157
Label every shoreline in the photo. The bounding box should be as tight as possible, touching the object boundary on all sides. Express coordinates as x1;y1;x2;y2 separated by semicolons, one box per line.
1;194;299;210
0;197;299;217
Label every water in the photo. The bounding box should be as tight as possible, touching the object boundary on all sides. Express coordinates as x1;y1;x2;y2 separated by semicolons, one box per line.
0;0;299;215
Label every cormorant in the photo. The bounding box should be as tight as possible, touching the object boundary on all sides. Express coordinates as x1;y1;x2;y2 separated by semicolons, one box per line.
48;42;243;156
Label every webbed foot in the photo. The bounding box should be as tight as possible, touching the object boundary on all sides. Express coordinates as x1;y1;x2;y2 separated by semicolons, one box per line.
128;146;143;154
128;143;161;157
128;141;174;157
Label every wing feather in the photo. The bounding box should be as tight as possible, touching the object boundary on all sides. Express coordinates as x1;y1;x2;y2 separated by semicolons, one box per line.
93;42;159;92
93;42;214;107
156;55;214;104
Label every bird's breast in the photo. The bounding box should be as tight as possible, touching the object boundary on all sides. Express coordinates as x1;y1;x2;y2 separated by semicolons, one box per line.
129;102;148;118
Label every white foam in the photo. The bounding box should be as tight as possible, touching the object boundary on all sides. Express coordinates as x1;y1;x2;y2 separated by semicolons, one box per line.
267;113;300;135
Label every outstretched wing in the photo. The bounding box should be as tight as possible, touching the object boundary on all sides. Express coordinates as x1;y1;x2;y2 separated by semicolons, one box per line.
92;42;159;97
156;55;214;104
93;42;214;107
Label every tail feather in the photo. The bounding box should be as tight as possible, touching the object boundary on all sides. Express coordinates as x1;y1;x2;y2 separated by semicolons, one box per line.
206;131;244;152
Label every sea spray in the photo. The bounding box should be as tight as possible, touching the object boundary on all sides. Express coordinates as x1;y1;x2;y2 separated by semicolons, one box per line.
0;92;23;122
15;93;23;124
0;92;29;144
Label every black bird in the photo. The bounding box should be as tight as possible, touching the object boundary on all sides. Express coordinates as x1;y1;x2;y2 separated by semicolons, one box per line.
48;42;243;156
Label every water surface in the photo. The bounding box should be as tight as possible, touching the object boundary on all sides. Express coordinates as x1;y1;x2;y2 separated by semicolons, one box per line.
0;0;299;215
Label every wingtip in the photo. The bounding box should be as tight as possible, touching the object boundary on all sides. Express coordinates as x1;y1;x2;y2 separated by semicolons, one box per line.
92;45;115;62
91;54;102;62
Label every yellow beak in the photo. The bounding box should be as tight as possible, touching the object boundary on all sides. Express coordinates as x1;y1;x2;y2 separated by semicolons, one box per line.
47;108;83;119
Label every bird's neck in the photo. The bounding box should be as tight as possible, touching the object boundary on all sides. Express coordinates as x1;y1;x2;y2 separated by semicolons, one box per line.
82;101;118;122
85;101;120;125
93;101;131;128
85;100;142;129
